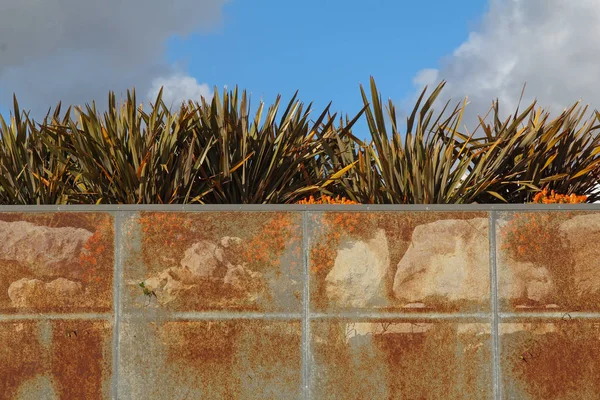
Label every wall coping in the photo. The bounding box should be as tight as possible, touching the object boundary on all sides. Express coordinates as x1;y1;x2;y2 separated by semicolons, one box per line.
0;203;599;212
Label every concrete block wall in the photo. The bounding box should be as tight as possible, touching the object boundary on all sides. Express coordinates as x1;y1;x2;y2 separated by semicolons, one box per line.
1;205;599;399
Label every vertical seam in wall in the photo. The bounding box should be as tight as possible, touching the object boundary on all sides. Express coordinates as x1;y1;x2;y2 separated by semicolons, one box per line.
111;211;123;400
489;211;501;400
302;210;310;400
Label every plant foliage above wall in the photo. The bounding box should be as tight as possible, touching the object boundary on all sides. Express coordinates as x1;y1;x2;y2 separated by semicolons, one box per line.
0;77;599;204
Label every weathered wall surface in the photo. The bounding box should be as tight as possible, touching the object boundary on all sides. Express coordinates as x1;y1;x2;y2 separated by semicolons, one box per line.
1;207;599;399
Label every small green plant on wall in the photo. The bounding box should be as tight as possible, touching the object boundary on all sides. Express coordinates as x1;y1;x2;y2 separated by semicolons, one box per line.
139;281;157;302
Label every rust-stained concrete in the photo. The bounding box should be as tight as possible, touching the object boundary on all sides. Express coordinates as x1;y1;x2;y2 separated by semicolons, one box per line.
0;320;112;399
501;320;600;399
311;320;493;399
0;213;114;314
122;212;303;313
1;209;600;398
118;319;302;399
497;211;600;312
308;211;490;313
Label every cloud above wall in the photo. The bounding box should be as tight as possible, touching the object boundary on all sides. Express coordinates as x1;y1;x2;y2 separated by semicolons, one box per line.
0;0;227;119
409;0;600;132
147;73;213;110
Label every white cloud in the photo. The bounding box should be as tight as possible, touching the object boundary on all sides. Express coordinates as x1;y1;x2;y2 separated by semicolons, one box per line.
148;74;213;110
0;0;228;120
409;0;600;132
412;69;439;88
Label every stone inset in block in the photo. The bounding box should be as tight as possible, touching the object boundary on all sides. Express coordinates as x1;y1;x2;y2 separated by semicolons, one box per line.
308;212;490;312
121;212;303;312
497;211;600;312
0;213;114;313
500;319;600;399
0;319;112;399
311;319;492;399
118;319;302;399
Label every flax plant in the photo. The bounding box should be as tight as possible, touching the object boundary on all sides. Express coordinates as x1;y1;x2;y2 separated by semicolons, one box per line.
1;79;599;205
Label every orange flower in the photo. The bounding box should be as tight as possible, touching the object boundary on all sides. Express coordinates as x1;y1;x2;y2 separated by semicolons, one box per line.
297;195;358;205
533;188;587;204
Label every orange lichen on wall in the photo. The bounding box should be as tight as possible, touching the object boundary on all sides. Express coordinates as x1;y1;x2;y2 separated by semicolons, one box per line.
139;212;194;248
242;213;299;271
502;188;586;262
137;212;201;268
137;211;301;279
309;212;364;274
79;215;113;284
501;213;553;260
297;195;362;274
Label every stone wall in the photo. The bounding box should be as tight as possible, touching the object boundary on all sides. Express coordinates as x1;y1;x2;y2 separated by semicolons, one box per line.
1;206;600;399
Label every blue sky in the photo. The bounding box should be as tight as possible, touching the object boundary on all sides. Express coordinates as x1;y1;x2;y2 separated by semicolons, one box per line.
2;1;600;139
163;0;487;135
0;0;487;137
